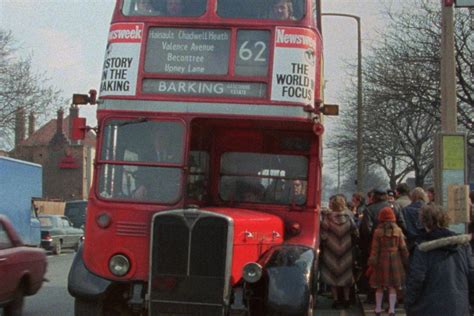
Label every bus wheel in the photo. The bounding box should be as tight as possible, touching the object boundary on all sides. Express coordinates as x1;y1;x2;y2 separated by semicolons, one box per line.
75;298;103;316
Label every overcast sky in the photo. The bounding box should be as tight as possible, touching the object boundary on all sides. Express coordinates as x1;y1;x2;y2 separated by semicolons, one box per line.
1;0;387;126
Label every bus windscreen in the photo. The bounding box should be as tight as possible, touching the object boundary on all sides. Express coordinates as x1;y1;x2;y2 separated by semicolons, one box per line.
217;0;305;20
122;0;207;17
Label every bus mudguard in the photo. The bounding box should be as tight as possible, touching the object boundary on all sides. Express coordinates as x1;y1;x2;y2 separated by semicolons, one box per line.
263;245;315;315
68;243;112;300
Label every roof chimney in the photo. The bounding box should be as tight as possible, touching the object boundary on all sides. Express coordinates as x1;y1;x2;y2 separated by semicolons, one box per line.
15;107;26;146
69;105;79;143
49;107;68;148
28;111;35;137
57;108;64;134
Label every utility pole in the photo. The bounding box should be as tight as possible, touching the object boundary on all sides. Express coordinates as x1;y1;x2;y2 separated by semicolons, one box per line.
321;13;364;192
337;150;341;193
440;1;457;133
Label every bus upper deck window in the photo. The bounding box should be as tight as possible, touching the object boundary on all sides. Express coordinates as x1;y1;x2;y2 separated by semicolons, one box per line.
217;0;305;20
123;0;207;17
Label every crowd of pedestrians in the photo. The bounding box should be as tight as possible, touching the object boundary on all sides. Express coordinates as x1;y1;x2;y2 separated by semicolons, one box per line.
318;185;474;316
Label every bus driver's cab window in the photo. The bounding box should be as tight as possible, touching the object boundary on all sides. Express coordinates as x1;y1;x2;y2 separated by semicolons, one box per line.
98;119;184;204
123;0;207;17
217;0;305;20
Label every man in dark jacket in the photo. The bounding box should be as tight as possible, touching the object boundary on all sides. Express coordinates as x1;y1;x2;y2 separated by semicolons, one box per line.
395;183;411;209
360;188;406;239
405;204;474;316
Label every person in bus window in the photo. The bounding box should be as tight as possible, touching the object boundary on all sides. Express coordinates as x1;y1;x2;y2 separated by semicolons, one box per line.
236;180;264;203
269;0;296;20
164;0;184;16
132;125;181;200
134;0;159;15
291;179;306;205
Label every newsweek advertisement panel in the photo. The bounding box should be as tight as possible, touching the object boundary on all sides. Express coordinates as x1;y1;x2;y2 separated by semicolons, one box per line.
100;23;144;96
271;27;318;104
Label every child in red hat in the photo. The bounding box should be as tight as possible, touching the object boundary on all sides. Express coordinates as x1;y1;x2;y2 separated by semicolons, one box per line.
367;207;409;316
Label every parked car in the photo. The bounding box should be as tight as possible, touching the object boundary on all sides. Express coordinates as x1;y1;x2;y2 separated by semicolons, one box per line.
64;200;87;229
39;215;83;255
0;215;47;315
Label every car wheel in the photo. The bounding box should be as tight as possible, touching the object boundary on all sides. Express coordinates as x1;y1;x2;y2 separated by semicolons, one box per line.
53;240;62;255
4;284;24;316
75;298;103;316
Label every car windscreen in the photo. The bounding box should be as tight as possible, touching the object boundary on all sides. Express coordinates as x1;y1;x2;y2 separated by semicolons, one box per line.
39;217;53;228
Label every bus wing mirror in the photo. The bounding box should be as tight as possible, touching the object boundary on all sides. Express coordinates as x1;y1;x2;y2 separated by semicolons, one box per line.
72;117;87;141
320;104;339;116
73;89;97;105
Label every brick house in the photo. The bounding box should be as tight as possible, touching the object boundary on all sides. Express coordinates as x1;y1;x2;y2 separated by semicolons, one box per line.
10;107;96;201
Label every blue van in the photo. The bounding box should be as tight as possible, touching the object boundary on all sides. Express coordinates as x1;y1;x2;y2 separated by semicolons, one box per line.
0;157;42;247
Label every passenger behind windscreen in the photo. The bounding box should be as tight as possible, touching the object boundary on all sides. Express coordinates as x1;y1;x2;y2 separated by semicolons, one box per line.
291;179;306;205
236;180;264;203
134;0;160;15
269;0;296;20
164;0;184;16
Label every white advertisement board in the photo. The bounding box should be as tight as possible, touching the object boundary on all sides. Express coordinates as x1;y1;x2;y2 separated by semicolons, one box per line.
271;27;317;105
100;23;144;96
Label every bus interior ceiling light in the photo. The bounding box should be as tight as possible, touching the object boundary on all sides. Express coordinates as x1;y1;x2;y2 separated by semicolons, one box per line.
242;262;263;283
109;254;130;277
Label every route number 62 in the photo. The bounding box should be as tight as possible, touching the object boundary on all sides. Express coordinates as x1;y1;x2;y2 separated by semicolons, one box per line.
238;41;267;62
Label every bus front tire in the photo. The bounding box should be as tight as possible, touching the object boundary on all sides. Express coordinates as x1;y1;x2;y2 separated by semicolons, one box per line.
74;298;103;316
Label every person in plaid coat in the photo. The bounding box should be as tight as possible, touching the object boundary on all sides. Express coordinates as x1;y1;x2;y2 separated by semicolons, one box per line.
368;207;409;316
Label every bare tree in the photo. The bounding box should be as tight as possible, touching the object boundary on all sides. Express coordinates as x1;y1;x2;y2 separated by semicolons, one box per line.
327;0;472;189
0;29;64;150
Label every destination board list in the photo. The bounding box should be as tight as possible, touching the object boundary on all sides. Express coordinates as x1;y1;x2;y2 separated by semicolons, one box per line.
145;28;230;75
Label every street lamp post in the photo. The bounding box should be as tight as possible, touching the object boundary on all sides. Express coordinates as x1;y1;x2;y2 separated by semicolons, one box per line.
321;13;364;193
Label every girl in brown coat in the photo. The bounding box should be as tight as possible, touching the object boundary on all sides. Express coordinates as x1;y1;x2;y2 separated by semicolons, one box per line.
368;207;409;316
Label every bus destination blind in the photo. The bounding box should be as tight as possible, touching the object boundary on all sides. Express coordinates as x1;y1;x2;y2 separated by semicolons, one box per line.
145;28;230;75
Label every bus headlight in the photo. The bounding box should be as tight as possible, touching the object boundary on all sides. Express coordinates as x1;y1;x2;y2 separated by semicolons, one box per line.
242;262;262;283
109;254;130;276
96;212;111;228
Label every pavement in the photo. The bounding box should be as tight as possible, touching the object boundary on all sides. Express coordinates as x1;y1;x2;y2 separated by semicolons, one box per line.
314;294;363;316
314;293;406;316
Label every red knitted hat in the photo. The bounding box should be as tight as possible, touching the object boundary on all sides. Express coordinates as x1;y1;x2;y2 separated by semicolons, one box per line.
378;207;396;222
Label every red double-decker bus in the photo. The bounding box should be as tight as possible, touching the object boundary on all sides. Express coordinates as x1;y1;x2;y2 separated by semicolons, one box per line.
69;0;329;315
